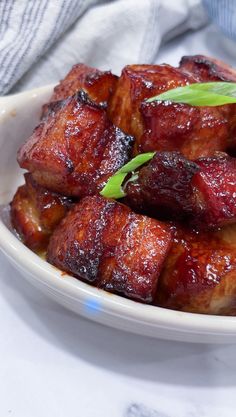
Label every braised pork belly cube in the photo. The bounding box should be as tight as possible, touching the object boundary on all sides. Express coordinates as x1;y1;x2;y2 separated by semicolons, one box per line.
108;64;192;142
140;101;230;159
10;174;73;251
42;64;118;117
179;55;236;82
126;152;236;230
126;151;199;217
18;91;134;197
109;57;236;159
47;195;172;302
156;225;236;315
179;55;236;152
140;57;236;159
192;154;236;228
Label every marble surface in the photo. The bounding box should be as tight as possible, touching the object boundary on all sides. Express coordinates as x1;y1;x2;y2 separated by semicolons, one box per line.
1;250;236;417
1;24;236;417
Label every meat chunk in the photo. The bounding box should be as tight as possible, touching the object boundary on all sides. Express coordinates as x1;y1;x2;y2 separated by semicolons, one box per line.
18;91;134;197
126;152;236;230
10;174;73;251
108;64;192;143
156;225;236;315
179;55;236;152
47;195;172;302
126;151;199;217
179;55;236;82
108;57;236;159
140;101;229;159
192;154;236;229
42;63;118;117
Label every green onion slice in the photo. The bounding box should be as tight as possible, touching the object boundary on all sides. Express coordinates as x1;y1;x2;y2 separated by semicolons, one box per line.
100;152;155;199
146;82;236;106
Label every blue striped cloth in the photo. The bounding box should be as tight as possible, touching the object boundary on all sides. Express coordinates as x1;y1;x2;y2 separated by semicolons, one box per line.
0;0;97;94
203;0;236;41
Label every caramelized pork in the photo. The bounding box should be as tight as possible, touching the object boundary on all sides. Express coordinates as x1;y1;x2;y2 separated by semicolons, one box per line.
179;55;236;152
42;63;118;117
192;154;236;229
47;195;172;302
140;101;230;159
18;91;133;197
109;57;236;159
11;174;73;251
126;151;199;217
179;55;236;82
108;64;192;143
126;152;236;230
156;225;236;315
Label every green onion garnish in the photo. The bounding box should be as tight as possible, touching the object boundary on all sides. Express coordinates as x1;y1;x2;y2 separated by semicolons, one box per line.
146;82;236;106
100;152;155;199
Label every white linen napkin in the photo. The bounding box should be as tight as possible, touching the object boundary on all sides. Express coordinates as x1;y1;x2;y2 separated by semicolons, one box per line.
0;0;208;95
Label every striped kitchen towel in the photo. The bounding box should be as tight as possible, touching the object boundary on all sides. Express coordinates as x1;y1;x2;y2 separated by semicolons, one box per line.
203;0;236;41
0;0;208;95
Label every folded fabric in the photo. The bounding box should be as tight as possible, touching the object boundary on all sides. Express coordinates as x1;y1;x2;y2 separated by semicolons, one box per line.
0;0;208;95
0;0;98;95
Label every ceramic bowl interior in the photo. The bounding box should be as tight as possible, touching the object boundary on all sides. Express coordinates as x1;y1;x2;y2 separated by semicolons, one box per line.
1;86;236;344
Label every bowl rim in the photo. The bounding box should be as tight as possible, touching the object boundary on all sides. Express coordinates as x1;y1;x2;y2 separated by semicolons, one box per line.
1;219;236;336
1;84;236;338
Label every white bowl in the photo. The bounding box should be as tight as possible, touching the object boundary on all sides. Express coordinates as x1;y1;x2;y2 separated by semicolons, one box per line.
1;85;236;344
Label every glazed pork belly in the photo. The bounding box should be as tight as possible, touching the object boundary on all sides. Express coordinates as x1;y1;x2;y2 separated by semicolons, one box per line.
18;91;133;197
126;151;199;217
42;63;118;117
108;64;193;144
140;100;230;160
156;224;236;315
179;55;236;82
47;195;172;302
126;151;236;230
178;54;236;153
109;56;236;159
11;174;73;251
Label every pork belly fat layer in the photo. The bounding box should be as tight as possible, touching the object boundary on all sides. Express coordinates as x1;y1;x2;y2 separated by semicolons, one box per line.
18;91;134;197
10;174;72;251
47;195;172;302
42;63;118;117
126;152;236;230
156;225;236;315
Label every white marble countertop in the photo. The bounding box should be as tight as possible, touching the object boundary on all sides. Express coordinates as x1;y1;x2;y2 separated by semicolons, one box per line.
1;249;236;417
1;24;236;417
